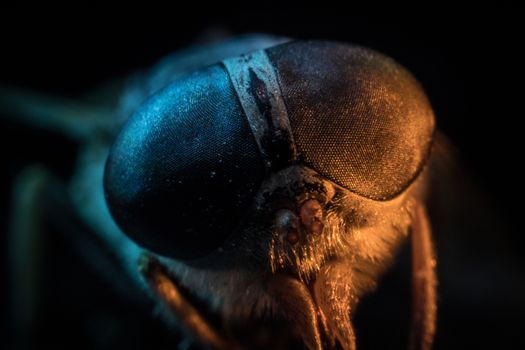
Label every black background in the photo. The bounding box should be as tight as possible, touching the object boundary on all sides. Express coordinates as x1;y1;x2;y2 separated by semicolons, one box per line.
1;5;523;349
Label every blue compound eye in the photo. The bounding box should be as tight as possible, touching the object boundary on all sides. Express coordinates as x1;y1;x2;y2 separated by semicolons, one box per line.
104;65;266;260
104;40;435;260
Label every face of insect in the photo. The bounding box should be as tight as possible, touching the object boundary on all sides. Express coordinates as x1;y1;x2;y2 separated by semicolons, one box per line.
104;39;436;349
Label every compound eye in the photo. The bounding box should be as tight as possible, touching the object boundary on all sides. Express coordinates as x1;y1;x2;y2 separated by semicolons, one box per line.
104;64;265;260
266;41;435;200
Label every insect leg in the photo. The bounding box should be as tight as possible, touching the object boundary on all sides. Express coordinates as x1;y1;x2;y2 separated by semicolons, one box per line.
0;86;115;141
139;254;240;350
8;166;48;347
409;204;437;350
8;165;139;345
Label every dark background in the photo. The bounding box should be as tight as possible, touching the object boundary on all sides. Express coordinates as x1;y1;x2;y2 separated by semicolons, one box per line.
1;6;523;349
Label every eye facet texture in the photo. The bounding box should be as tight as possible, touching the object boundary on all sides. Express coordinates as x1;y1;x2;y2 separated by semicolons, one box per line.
104;65;265;259
267;41;435;200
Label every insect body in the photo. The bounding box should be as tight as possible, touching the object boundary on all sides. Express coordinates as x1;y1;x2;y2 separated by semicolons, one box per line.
5;36;437;350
